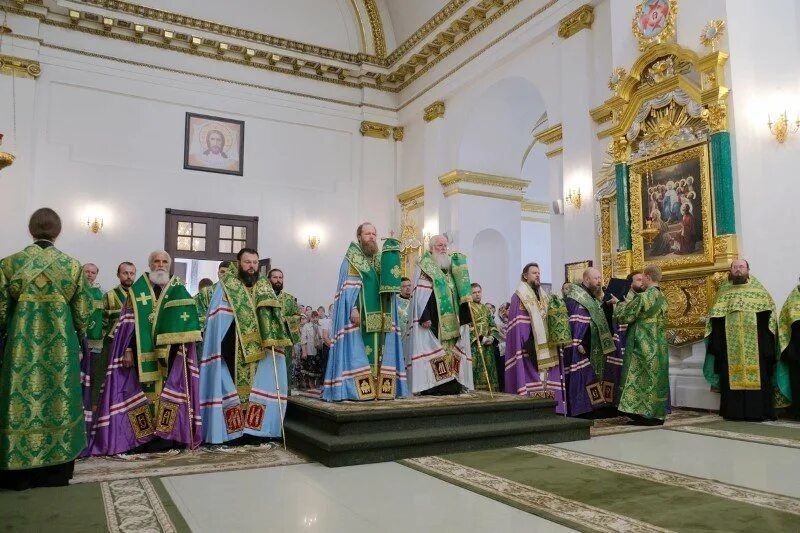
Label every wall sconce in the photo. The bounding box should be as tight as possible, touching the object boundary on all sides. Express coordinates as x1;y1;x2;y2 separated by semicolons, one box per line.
86;216;104;234
0;133;13;171
307;234;320;250
767;112;800;144
565;188;582;210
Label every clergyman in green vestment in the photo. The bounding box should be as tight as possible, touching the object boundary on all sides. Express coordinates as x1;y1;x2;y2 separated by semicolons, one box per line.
613;265;670;425
779;279;800;419
703;259;789;421
268;267;302;388
0;208;93;490
83;262;104;354
91;261;137;411
468;283;501;392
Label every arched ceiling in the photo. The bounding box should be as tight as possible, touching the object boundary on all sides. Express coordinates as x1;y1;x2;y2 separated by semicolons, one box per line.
383;0;452;45
133;0;364;53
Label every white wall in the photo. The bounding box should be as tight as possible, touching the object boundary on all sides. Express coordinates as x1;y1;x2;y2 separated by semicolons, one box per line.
0;17;400;307
521;220;552;286
725;0;800;305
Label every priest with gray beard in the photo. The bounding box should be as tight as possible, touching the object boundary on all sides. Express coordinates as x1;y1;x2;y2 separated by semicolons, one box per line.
406;235;475;395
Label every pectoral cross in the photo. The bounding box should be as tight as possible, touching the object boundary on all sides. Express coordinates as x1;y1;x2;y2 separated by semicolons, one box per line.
136;292;152;306
179;312;190;322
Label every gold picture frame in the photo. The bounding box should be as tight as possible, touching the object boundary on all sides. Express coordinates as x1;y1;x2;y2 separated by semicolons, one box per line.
565;260;593;283
632;0;677;50
630;142;714;272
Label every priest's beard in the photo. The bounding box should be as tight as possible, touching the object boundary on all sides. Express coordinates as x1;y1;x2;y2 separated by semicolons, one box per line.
633;286;646;293
149;270;170;286
239;267;259;287
360;241;379;257
730;273;749;285
434;252;451;272
271;281;283;295
584;284;603;299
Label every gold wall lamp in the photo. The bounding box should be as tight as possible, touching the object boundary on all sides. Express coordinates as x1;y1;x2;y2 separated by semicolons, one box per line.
767;111;800;144
87;216;104;234
565;188;582;210
307;234;320;250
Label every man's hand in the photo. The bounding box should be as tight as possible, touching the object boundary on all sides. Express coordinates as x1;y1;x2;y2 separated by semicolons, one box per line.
482;337;493;345
420;320;432;329
607;295;620;305
122;348;134;368
350;307;360;327
577;345;586;355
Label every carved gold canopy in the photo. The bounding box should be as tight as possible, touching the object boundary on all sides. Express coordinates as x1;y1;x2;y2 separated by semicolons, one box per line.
592;41;735;346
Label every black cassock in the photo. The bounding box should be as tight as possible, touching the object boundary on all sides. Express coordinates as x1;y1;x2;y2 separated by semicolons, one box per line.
708;311;775;421
781;321;800;419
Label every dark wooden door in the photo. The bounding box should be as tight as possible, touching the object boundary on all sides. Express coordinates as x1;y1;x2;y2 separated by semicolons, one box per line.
165;209;258;263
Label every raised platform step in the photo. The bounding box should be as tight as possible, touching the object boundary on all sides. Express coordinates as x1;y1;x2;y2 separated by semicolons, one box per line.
285;392;591;467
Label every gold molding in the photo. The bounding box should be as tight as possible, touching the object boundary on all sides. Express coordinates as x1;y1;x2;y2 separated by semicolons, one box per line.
0;54;41;79
534;123;562;144
362;0;386;58
392;126;404;142
558;4;594;39
521;200;549;214
439;170;530;192
399;0;558;108
423;101;445;122
360;120;392;139
629;143;715;272
386;0;470;63
599;198;613;286
74;0;374;65
522;216;550;224
590;43;729;140
443;187;524;202
398;185;424;212
398;185;424;204
39;43;389;111
545;146;563;159
5;0;559;97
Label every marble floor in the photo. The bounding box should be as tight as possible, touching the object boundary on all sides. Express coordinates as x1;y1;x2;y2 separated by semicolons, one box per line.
162;424;800;533
163;462;573;533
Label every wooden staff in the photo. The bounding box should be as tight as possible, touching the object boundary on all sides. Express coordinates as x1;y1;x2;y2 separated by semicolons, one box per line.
181;344;195;450
271;346;287;450
467;303;494;398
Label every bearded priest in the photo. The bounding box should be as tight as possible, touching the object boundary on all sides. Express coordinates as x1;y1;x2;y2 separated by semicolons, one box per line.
321;223;408;401
704;259;789;421
505;262;570;410
406;235;474;395
199;248;293;442
88;250;203;455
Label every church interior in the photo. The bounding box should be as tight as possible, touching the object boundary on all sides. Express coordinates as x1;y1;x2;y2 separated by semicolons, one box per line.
1;0;800;531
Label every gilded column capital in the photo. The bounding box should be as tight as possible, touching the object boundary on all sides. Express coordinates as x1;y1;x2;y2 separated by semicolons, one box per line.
360;120;392;139
393;126;405;142
704;102;728;133
558;4;594;39
423;101;445;122
609;137;630;164
0;54;41;79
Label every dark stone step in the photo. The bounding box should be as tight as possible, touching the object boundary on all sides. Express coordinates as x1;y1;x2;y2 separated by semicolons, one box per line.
284;393;591;467
286;418;589;467
286;393;559;436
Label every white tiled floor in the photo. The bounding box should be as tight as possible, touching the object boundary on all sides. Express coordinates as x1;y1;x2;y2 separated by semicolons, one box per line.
163;462;575;533
163;428;800;532
555;429;800;497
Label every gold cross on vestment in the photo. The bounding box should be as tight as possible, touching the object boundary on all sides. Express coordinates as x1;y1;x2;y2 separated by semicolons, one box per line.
136;292;152;306
180;312;190;322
